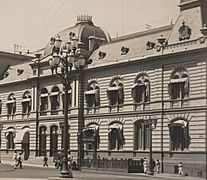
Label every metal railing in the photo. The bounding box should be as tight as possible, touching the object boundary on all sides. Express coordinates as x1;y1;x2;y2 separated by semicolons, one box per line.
81;158;144;173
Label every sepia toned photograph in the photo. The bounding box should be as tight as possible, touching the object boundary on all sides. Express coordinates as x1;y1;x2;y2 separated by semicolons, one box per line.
0;0;206;179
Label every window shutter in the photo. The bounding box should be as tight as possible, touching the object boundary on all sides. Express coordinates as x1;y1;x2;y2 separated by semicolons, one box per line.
184;80;189;96
145;82;150;101
168;83;172;96
131;84;137;100
94;89;100;106
118;86;124;104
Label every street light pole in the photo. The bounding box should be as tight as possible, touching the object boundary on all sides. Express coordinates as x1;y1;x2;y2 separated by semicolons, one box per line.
147;119;157;175
148;124;153;175
60;56;71;177
77;68;84;167
35;53;42;157
49;36;88;178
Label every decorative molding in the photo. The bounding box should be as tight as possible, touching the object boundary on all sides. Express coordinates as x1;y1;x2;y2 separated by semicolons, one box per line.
179;21;191;41
85;118;101;126
165;113;193;122
121;46;129;55
98;51;106;59
133;115;157;123
108;117;124;125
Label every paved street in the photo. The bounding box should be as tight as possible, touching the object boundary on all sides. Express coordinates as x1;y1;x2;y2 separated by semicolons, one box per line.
0;165;150;180
0;164;205;180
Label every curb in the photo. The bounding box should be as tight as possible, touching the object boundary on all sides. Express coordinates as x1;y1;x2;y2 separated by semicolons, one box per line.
1;162;205;180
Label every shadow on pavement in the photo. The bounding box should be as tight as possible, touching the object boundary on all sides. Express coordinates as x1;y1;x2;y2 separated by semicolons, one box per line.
0;163;15;172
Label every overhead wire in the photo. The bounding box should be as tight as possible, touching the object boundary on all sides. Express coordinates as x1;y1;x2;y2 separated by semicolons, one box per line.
31;0;66;49
110;14;179;38
24;0;57;49
1;0;8;49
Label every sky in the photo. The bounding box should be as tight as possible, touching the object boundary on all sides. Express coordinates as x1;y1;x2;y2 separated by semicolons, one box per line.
0;0;180;53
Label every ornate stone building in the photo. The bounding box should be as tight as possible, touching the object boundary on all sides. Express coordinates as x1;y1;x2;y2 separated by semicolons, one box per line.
0;0;207;178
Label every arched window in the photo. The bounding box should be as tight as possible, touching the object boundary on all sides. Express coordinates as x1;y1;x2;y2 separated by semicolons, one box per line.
7;93;16;115
22;91;31;114
168;119;190;151
83;123;100;151
50;125;58;156
40;88;48;116
50;86;60;115
39;126;47;156
85;81;100;108
108;122;125;150
134;120;150;150
107;77;124;106
132;74;150;103
6;128;15;150
168;68;189;100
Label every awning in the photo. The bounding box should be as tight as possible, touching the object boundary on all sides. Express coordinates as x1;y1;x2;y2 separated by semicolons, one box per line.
22;98;31;102
132;84;138;89
107;86;120;91
168;120;188;127
7;100;15;104
50;91;59;96
85;89;97;95
170;78;188;83
40;93;48;97
5;128;15;138
109;123;122;129
14;129;29;144
62;89;72;94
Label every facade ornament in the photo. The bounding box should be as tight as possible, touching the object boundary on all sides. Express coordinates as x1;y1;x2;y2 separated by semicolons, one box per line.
179;21;191;41
121;46;129;55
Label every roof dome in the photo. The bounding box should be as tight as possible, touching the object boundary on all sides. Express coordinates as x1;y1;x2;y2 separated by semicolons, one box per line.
44;15;111;56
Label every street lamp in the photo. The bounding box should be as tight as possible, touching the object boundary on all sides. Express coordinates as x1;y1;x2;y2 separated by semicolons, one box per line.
34;52;42;157
49;35;87;178
145;118;157;175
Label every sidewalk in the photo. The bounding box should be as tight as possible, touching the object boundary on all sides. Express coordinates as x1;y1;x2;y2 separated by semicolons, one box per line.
1;160;205;180
80;167;206;180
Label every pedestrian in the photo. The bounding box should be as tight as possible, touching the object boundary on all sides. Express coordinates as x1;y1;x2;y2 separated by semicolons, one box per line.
67;150;72;169
15;153;23;169
43;155;48;167
156;159;160;173
178;162;184;176
55;151;61;169
151;158;156;173
12;151;18;169
143;158;148;174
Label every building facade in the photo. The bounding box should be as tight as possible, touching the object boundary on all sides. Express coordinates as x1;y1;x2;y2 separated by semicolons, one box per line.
0;0;207;178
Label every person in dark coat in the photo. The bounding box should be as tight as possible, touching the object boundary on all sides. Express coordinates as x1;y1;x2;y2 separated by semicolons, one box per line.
43;156;48;167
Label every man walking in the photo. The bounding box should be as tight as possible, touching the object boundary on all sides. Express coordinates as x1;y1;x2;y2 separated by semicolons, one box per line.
12;151;18;169
178;162;184;176
15;153;23;169
43;155;48;167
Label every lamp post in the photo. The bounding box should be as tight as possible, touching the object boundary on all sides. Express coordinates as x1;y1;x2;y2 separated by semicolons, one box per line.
145;118;157;175
49;36;86;178
34;52;42;157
